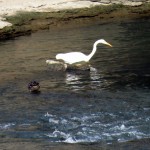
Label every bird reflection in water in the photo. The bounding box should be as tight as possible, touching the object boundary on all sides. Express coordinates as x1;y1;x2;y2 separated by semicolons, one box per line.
65;67;102;92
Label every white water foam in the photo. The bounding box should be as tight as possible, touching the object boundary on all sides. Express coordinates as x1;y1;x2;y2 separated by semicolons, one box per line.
0;123;15;130
43;111;150;143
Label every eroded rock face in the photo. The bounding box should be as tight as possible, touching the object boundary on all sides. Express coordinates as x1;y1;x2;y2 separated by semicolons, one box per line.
0;0;149;29
0;0;149;40
89;0;148;6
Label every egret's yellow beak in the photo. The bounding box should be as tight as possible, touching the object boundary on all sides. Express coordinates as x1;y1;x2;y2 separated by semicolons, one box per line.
106;42;113;47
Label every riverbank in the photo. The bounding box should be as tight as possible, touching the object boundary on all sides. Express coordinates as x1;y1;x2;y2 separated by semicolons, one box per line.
0;1;150;40
0;138;150;150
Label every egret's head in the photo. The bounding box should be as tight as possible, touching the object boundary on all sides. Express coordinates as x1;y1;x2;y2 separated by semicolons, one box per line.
96;39;112;47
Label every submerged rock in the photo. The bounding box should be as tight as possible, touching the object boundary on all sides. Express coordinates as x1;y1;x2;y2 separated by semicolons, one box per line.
46;59;91;71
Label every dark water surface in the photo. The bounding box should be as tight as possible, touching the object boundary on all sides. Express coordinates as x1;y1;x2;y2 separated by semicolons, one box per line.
0;18;150;145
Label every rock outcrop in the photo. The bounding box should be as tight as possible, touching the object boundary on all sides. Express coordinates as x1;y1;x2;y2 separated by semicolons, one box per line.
0;0;149;29
92;0;150;6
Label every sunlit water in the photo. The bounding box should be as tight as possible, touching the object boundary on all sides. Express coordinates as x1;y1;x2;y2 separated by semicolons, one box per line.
0;18;150;144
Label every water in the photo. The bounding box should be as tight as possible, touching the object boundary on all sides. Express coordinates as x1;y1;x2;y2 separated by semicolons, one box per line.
0;18;150;144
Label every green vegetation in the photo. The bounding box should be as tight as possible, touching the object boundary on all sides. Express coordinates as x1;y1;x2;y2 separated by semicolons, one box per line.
4;4;124;26
4;3;150;26
129;3;150;13
5;12;46;26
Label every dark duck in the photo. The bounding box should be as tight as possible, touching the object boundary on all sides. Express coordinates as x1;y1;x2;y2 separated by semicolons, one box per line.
28;81;40;93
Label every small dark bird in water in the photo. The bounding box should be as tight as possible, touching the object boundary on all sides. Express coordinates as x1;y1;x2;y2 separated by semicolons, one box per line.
28;81;40;93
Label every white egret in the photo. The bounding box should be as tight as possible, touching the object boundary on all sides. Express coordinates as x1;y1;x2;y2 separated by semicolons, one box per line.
56;39;112;65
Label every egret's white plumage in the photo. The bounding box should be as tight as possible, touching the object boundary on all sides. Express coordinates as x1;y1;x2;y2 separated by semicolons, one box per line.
56;39;112;64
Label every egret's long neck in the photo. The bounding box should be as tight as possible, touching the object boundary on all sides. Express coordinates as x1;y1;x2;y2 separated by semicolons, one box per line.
87;42;98;61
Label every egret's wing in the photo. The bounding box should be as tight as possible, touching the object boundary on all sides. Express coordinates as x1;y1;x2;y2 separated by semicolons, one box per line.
61;52;87;64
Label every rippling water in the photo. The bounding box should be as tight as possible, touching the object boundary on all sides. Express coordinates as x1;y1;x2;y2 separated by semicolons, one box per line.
0;18;150;144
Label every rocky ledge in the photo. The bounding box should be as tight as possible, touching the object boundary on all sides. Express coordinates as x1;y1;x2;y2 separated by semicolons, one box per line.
0;0;150;39
90;0;150;6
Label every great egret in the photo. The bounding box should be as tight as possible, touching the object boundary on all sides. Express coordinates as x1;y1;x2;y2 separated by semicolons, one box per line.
56;39;112;64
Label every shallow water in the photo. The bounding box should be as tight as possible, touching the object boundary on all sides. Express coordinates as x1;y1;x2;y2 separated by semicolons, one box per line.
0;18;150;144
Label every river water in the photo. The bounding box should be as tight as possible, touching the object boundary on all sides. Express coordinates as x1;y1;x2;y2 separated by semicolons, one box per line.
0;18;150;145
